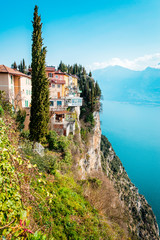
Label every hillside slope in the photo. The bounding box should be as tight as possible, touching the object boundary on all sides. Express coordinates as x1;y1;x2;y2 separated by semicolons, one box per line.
0;112;129;240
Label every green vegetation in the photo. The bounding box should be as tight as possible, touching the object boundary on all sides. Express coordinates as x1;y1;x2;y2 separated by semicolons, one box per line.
58;61;68;72
16;108;26;131
0;105;4;116
29;5;50;143
0;90;13;115
0;117;28;238
0;101;130;239
11;59;27;73
47;131;72;165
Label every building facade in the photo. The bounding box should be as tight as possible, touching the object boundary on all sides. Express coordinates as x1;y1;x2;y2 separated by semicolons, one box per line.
0;65;31;110
0;65;82;136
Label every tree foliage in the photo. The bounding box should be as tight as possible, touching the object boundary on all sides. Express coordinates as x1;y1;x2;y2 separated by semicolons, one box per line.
29;5;50;143
11;59;27;73
11;61;18;70
16;109;26;131
58;60;68;72
18;59;27;73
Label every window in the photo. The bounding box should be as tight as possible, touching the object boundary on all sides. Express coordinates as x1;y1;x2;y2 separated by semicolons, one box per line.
26;90;28;95
57;101;62;106
50;101;54;106
57;84;60;88
72;99;77;104
52;84;55;88
11;75;13;84
55;75;58;79
48;73;53;77
26;79;27;84
25;100;28;107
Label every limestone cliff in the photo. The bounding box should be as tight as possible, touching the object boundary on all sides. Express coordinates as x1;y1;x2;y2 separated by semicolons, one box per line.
79;112;102;176
78;112;159;240
101;135;159;240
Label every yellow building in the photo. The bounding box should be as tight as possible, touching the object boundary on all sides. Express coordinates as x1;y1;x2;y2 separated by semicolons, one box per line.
72;75;78;87
63;73;69;96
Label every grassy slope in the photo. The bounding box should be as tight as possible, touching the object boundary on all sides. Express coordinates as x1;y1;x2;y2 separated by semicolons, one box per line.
0;113;129;240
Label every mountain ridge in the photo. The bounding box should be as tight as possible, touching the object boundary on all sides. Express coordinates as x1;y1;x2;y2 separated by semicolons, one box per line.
93;65;160;104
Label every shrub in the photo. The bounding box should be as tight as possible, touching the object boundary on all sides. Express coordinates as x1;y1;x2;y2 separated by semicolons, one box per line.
27;231;49;240
0;105;4;116
16;108;26;131
47;131;72;165
80;127;87;141
21;140;57;174
21;129;30;139
85;112;95;127
0;90;13;114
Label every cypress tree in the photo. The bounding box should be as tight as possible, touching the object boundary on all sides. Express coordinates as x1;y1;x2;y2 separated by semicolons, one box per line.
11;61;17;69
22;59;26;73
58;61;67;72
18;61;23;73
89;71;92;77
29;5;49;143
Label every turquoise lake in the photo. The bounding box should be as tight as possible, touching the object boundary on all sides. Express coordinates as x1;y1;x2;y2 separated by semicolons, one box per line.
101;100;160;228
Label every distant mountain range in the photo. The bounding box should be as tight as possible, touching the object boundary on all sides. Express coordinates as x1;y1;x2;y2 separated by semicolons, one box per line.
93;66;160;104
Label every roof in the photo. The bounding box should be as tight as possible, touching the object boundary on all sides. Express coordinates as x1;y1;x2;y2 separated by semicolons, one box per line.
46;66;55;72
54;110;69;115
50;79;65;84
69;74;78;79
54;70;66;75
0;65;31;78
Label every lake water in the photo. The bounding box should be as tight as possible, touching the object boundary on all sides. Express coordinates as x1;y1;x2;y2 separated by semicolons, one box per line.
101;100;160;228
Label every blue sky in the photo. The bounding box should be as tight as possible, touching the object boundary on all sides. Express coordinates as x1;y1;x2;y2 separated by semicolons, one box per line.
1;0;160;70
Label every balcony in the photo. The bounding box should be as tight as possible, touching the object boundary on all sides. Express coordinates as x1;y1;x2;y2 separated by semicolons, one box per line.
65;96;82;107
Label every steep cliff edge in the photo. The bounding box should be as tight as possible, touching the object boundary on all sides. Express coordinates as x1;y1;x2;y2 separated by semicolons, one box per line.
79;112;102;176
78;112;159;240
101;134;159;239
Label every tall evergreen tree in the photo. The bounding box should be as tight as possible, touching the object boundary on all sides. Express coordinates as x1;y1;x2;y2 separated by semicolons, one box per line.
58;61;68;72
11;61;17;69
18;61;23;73
22;59;26;73
29;5;49;143
17;59;26;73
89;71;92;77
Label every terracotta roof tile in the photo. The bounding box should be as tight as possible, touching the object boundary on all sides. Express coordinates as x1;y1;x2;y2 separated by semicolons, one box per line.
54;110;68;114
0;65;31;78
46;66;55;72
50;79;65;84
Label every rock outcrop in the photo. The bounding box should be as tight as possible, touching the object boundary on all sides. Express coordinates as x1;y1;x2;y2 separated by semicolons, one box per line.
79;112;159;239
101;134;159;240
79;112;102;177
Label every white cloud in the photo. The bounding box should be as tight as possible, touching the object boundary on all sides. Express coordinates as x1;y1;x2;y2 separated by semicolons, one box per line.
88;53;160;71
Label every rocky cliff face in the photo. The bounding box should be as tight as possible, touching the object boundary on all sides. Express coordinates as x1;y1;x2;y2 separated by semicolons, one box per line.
79;112;159;240
79;112;102;177
101;135;159;240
